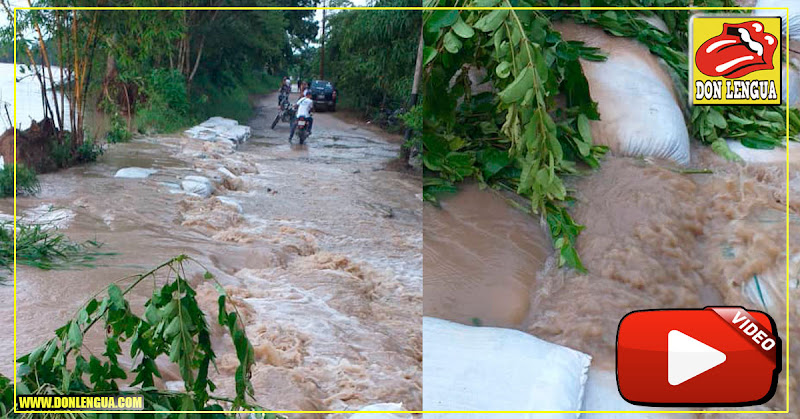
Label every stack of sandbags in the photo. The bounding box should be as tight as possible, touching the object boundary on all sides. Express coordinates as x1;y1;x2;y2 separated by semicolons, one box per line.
184;117;251;148
554;21;691;166
423;317;591;418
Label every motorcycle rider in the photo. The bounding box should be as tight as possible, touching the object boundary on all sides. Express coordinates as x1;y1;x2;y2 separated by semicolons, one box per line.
289;90;314;142
279;77;291;107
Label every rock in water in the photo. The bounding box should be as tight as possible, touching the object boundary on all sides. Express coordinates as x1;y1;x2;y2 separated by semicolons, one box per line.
181;175;214;198
114;167;157;179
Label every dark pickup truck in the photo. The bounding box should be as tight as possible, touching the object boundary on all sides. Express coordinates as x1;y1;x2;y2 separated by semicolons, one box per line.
310;80;337;112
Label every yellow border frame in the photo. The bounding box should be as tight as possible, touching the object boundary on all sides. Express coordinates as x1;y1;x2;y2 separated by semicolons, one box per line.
11;4;791;415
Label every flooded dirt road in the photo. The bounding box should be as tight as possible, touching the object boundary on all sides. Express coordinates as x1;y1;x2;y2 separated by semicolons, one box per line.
1;91;422;414
424;146;799;414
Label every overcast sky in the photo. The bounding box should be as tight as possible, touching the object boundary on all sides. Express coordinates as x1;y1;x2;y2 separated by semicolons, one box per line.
314;0;372;39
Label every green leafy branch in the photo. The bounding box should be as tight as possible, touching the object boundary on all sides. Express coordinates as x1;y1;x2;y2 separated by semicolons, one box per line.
424;0;609;270
13;255;272;415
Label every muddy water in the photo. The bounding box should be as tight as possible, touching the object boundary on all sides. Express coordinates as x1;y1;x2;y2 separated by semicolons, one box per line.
424;184;550;328
424;147;800;414
0;92;421;415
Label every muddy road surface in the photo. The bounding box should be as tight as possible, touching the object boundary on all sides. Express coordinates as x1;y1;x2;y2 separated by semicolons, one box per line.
1;91;422;415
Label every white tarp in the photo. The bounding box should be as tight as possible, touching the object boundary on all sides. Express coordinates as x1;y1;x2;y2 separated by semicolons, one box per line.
423;317;591;418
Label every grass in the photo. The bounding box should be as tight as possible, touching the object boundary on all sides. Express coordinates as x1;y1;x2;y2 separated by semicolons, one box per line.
194;72;281;123
0;221;114;274
0;164;39;198
135;71;281;134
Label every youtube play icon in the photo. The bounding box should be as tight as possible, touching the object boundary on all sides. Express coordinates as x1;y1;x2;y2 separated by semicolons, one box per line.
617;307;781;406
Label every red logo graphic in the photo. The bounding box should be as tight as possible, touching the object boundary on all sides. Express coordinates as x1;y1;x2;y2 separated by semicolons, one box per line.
696;21;778;78
617;307;781;406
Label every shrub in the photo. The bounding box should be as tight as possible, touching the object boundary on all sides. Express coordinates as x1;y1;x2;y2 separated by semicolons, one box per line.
0;163;39;197
106;112;133;144
136;68;194;133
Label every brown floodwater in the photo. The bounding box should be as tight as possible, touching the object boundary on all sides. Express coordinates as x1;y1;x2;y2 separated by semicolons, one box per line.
423;146;800;414
0;92;422;416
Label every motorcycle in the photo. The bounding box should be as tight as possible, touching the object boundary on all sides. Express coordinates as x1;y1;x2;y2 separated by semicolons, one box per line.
278;90;290;108
271;97;294;129
294;115;311;145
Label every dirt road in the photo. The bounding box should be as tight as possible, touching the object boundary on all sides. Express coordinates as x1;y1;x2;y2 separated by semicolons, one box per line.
0;91;422;414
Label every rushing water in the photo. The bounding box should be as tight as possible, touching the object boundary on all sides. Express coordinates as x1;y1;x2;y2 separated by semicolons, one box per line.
0;92;422;415
423;146;799;414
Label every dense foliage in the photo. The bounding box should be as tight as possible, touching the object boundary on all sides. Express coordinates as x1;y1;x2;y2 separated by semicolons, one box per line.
1;1;319;141
324;0;420;115
423;0;799;270
0;163;38;197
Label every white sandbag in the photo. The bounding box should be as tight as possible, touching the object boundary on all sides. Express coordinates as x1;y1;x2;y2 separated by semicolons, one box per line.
725;139;800;164
754;0;800;41
423;317;591;418
200;116;239;128
580;369;694;418
181;175;213;198
554;22;690;165
349;403;410;419
114;167;157;179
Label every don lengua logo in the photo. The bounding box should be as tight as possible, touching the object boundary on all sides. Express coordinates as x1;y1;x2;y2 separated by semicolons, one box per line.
691;16;781;105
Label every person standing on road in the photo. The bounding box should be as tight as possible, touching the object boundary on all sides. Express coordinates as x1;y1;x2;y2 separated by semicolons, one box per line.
289;90;314;142
299;81;309;100
279;77;291;107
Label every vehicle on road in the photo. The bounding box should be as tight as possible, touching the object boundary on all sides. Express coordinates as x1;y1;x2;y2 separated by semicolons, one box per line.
295;116;311;144
310;80;337;112
271;99;294;129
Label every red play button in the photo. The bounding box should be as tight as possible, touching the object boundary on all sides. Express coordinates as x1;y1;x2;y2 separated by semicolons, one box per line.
617;307;781;406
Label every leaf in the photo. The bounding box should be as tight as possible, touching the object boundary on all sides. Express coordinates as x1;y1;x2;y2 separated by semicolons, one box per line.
423;46;438;66
741;137;777;150
443;31;462;54
711;139;743;162
108;284;125;310
576;114;592;156
164;316;182;339
452;17;475;39
473;9;509;33
707;109;727;129
498;66;534;104
68;320;83;349
495;61;512;79
169;335;182;362
428;10;459;31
